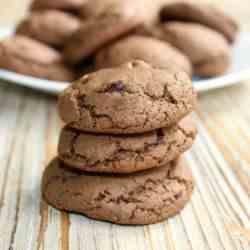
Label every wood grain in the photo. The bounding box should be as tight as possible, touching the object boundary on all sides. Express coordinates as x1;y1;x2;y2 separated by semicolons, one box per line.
0;1;249;250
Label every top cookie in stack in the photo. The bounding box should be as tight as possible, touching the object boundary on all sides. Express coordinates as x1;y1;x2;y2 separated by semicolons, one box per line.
58;60;196;134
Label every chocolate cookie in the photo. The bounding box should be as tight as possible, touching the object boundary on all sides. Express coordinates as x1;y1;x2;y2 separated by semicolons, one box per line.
95;35;192;76
42;157;195;225
80;0;167;25
30;0;86;13
58;60;197;134
0;35;75;81
63;16;142;65
80;0;138;20
159;22;231;77
16;10;81;48
58;116;197;173
161;1;238;43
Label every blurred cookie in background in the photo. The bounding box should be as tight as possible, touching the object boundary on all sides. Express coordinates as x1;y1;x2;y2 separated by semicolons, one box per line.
0;36;75;81
16;10;81;48
158;22;231;77
63;15;143;65
95;35;192;75
80;0;168;24
30;0;87;14
161;1;239;43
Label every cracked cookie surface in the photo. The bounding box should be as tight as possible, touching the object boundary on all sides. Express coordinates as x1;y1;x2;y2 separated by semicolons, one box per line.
95;35;192;76
161;1;238;43
0;35;75;81
16;10;81;48
58;116;197;173
58;60;197;134
42;157;194;225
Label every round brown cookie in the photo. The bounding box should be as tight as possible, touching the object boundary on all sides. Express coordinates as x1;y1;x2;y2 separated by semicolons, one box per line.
16;10;81;48
58;60;197;134
58;116;197;173
159;22;231;77
63;16;142;65
42;157;195;225
95;35;192;76
0;35;75;81
30;0;86;13
161;1;238;43
80;0;168;25
80;0;138;20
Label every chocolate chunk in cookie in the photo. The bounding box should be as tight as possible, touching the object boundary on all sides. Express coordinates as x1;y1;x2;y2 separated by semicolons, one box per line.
161;1;239;43
95;35;192;76
0;35;75;81
16;10;81;48
42;157;195;225
58;60;197;134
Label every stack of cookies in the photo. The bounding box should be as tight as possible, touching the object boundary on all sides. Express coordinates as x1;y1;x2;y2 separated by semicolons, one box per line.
42;60;198;225
0;0;239;81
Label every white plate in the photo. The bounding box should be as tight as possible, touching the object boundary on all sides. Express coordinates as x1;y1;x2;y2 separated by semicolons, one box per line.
0;27;250;95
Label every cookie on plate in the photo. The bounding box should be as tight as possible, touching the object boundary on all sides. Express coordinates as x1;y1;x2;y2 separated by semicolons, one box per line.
80;0;139;20
95;35;192;76
80;0;167;25
0;35;75;81
63;16;142;65
58;60;197;134
58;116;197;173
30;0;86;13
42;157;195;225
16;10;81;48
161;1;238;43
159;22;231;77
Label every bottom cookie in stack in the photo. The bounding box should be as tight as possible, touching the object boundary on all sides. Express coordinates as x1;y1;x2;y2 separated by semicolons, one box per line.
42;157;194;225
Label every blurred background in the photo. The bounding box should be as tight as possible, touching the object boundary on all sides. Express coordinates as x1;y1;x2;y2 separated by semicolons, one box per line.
0;0;249;29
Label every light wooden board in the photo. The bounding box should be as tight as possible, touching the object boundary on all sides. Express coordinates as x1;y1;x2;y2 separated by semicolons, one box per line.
0;1;249;250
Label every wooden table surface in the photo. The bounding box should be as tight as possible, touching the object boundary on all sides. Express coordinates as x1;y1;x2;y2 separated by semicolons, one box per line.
0;1;250;250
